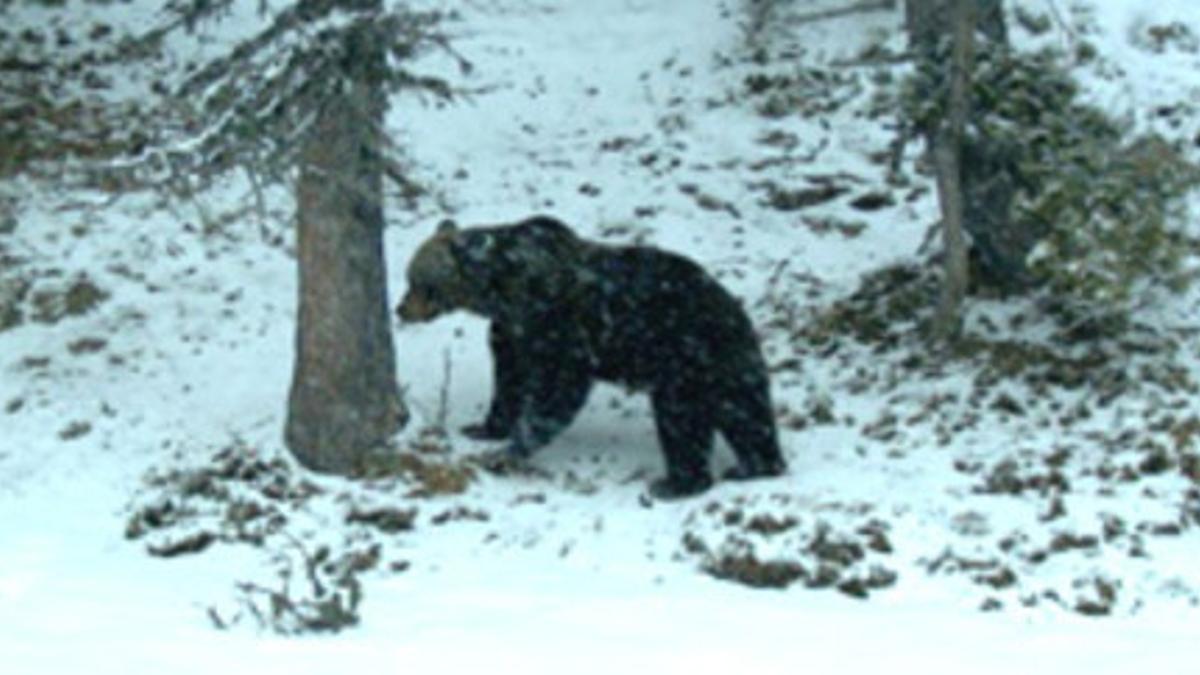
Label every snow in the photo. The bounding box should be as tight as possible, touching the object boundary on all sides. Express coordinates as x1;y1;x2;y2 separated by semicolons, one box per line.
3;0;1200;672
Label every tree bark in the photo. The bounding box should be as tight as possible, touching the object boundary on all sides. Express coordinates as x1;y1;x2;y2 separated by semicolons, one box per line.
932;1;974;342
285;14;406;474
906;0;1030;293
906;0;1004;52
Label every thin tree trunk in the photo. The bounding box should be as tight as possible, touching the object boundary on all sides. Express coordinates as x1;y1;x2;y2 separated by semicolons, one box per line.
932;1;975;342
907;1;1027;293
285;15;406;474
907;0;1004;50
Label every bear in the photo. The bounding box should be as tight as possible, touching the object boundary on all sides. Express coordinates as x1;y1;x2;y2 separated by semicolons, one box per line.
396;215;786;499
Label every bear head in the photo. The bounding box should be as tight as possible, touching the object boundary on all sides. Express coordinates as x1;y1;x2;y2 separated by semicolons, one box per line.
396;219;476;322
396;216;584;324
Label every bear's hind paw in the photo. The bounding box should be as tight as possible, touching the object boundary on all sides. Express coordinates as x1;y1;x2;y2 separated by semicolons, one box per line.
722;461;787;482
648;475;714;501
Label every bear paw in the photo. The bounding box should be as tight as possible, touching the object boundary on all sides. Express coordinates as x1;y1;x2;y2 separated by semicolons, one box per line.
461;422;510;441
723;459;787;482
648;475;714;501
475;448;526;474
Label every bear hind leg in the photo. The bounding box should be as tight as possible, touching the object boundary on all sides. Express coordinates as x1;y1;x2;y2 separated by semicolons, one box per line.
648;387;715;500
718;385;786;482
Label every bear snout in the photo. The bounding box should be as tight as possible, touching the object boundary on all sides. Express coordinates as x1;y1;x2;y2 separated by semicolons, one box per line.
396;293;436;323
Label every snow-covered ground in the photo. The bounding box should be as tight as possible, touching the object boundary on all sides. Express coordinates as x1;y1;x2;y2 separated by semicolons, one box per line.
2;0;1200;672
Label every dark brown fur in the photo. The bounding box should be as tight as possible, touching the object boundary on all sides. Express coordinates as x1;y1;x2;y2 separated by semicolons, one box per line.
397;216;785;499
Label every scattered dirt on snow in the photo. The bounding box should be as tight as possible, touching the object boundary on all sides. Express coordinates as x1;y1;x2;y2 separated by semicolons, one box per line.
3;0;1200;642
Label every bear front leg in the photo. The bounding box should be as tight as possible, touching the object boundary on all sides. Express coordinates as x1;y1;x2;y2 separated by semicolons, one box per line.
462;322;524;440
504;346;593;459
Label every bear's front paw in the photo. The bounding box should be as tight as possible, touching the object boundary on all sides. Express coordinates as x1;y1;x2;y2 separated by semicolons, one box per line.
474;445;533;476
648;475;714;501
476;449;515;473
461;422;510;441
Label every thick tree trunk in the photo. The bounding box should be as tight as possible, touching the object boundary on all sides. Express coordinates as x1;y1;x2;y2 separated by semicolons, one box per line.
285;15;406;474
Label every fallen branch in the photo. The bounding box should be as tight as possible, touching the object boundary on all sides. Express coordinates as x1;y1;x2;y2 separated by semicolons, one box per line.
788;0;897;26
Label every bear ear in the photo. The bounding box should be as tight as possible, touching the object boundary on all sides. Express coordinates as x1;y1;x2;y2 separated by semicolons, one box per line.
448;229;491;267
437;219;458;235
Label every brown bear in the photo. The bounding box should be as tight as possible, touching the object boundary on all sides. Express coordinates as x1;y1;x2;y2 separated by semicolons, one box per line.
396;216;786;499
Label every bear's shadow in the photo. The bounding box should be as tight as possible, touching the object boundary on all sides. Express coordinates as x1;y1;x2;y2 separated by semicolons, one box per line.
458;382;741;482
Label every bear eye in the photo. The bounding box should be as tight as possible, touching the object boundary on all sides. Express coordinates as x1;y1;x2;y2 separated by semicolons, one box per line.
414;283;439;301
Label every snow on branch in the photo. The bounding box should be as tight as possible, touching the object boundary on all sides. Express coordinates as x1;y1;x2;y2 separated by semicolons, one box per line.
102;2;467;199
